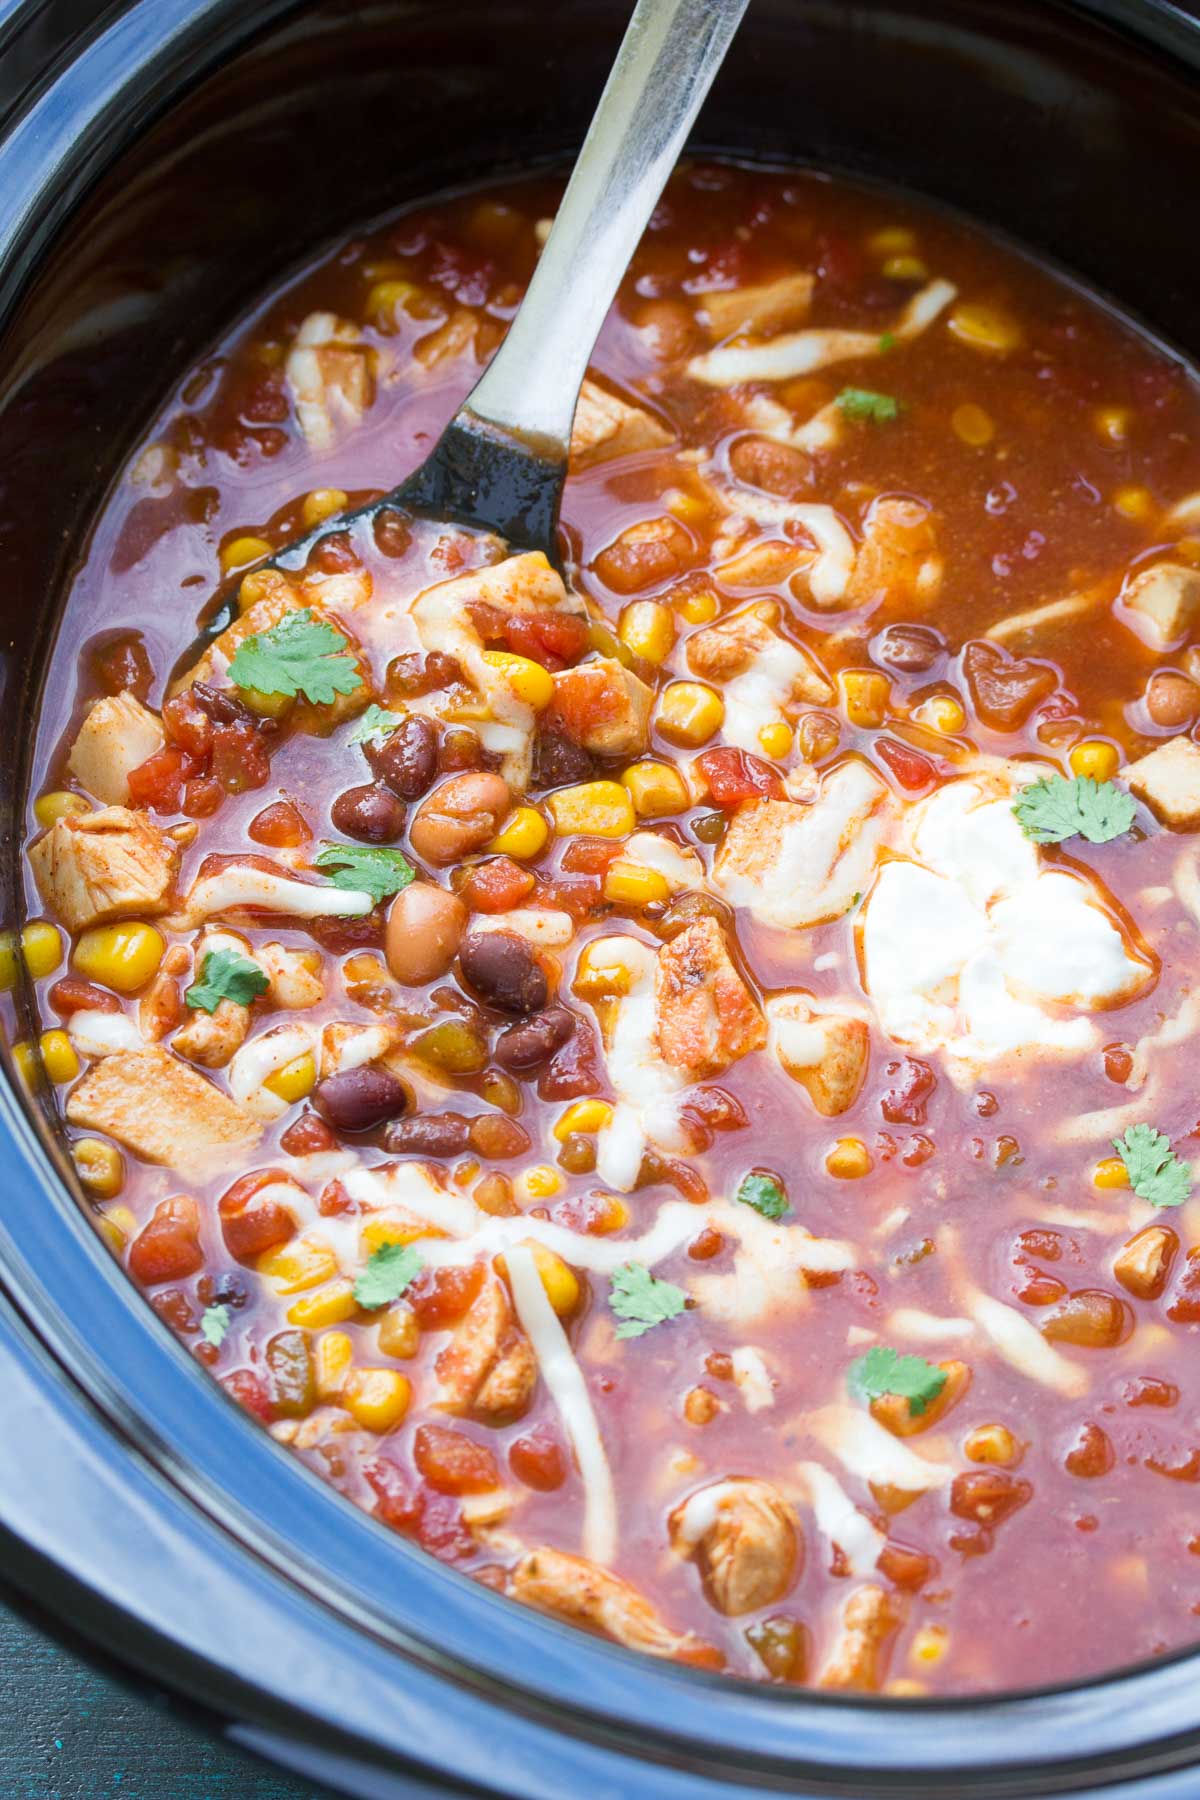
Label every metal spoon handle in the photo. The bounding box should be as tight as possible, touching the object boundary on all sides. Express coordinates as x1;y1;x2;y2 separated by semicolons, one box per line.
462;0;750;449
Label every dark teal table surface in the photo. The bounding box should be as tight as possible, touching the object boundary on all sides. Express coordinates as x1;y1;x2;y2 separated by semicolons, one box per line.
0;1600;340;1800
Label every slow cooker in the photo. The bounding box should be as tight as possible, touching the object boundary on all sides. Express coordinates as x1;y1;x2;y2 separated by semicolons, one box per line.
1;1;1199;1793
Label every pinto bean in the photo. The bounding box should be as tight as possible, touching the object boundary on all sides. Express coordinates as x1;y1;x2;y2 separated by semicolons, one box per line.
1146;671;1200;729
1041;1288;1130;1348
330;782;407;843
129;1195;204;1286
385;881;466;985
459;929;548;1015
383;1112;472;1157
408;771;510;863
314;1066;408;1133
494;1005;575;1071
366;715;439;799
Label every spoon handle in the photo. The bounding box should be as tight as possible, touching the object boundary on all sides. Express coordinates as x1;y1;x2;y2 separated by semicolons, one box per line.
462;0;749;449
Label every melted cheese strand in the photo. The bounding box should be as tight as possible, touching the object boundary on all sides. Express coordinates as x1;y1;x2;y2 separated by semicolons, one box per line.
968;1292;1088;1398
807;1403;952;1492
797;1460;886;1576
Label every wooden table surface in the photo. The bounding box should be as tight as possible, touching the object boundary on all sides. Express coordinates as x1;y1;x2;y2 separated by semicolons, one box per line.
0;1600;341;1800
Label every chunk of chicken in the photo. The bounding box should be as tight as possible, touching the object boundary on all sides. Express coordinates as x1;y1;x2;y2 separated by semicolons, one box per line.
687;602;833;753
1126;735;1200;829
413;307;480;370
713;759;891;929
510;1548;721;1668
1119;561;1200;648
550;657;654;756
985;588;1104;651
698;272;815;341
172;998;250;1069
766;994;869;1116
259;941;325;1009
65;1046;261;1177
67;692;164;805
842;496;941;612
285;311;372;450
433;1273;536;1420
655;917;766;1078
817;1584;901;1692
29;806;180;932
569;377;673;468
669;1478;801;1616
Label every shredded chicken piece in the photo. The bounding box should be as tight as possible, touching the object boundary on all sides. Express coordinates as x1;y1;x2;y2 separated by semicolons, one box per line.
817;1584;902;1691
510;1548;721;1668
29;806;180;932
285;310;372;449
669;1477;801;1615
67;692;164;805
569;377;673;467
654;916;766;1079
171;997;250;1068
433;1273;537;1420
65;1045;261;1177
686;278;956;385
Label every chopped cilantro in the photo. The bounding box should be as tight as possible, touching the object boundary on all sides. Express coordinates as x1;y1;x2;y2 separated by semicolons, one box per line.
878;330;896;353
837;385;900;423
314;841;415;904
848;1345;948;1416
184;948;269;1013
1012;774;1135;846
353;1241;423;1309
350;703;402;748
608;1262;688;1339
228;607;361;705
1113;1123;1192;1209
200;1304;231;1348
736;1171;790;1221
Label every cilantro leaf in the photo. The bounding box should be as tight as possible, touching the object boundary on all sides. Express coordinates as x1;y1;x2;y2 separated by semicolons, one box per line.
1012;774;1135;846
201;1304;231;1348
837;386;901;423
353;1241;423;1309
848;1345;948;1417
608;1262;688;1339
314;841;415;904
878;331;896;353
736;1171;790;1221
184;948;269;1013
1113;1123;1192;1209
350;704;402;748
228;607;361;705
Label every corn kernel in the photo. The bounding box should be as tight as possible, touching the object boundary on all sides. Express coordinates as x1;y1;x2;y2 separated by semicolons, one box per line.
947;302;1023;352
342;1367;411;1432
1113;484;1154;523
868;226;916;255
1094;406;1131;445
590;1194;631;1234
572;945;633;999
796;712;841;763
361;1215;429;1253
757;721;794;760
826;1137;873;1179
1070;739;1119;782
314;1330;354;1399
220;534;273;575
553;1099;614;1140
674;588;720;625
911;694;965;735
287;1278;359;1329
663;487;708;527
237;569;274;612
656;681;724;748
263;1050;316;1104
964;1423;1021;1466
887;1680;928;1698
22;920;64;981
96;1201;136;1253
621;760;690;818
883;253;928;282
366;279;419;330
34;791;88;829
951;402;994;447
40;1029;79;1085
518;1164;566;1203
618;600;676;665
603;860;671;907
587;619;634;667
73;1138;124;1199
377;1303;420;1359
910;1625;948;1667
1093;1156;1130;1190
237;685;295;721
839;670;891;729
487;805;550;860
301;487;348;530
258;1234;337;1294
546;779;634;838
524;1240;580;1314
73;922;163;994
11;1041;39;1089
480;649;555;711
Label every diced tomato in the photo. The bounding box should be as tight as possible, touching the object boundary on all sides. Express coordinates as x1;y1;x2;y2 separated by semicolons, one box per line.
961;641;1057;733
408;1262;485;1329
538;1017;605;1101
504;610;590;671
317;1179;354;1217
218;1169;297;1261
695;746;784;805
48;977;120;1016
279;1111;337;1157
248;799;309;848
877;1541;936;1591
222;1368;273;1423
560;837;622;876
682;1086;748;1133
211;720;271;793
875;737;937;793
413;1490;476;1561
879;1056;937;1126
127;744;196;812
413;1424;501;1495
161;690;214;758
182;777;223;818
536;875;605;923
458;857;536;913
464;600;507;643
364;1459;474;1560
508;1428;567;1493
128;1196;204;1286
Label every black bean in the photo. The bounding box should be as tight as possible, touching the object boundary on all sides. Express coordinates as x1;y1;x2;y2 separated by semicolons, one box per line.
383;1112;472;1157
532;729;595;789
494;1005;574;1073
330;782;406;843
458;930;547;1015
197;1271;250;1309
314;1066;408;1133
192;681;256;727
366;715;439;799
871;624;943;675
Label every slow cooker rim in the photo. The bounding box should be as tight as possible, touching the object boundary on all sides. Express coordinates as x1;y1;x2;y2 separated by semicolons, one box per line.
3;0;1200;1792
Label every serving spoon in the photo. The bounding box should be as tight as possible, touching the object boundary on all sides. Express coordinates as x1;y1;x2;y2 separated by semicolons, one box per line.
191;0;749;656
